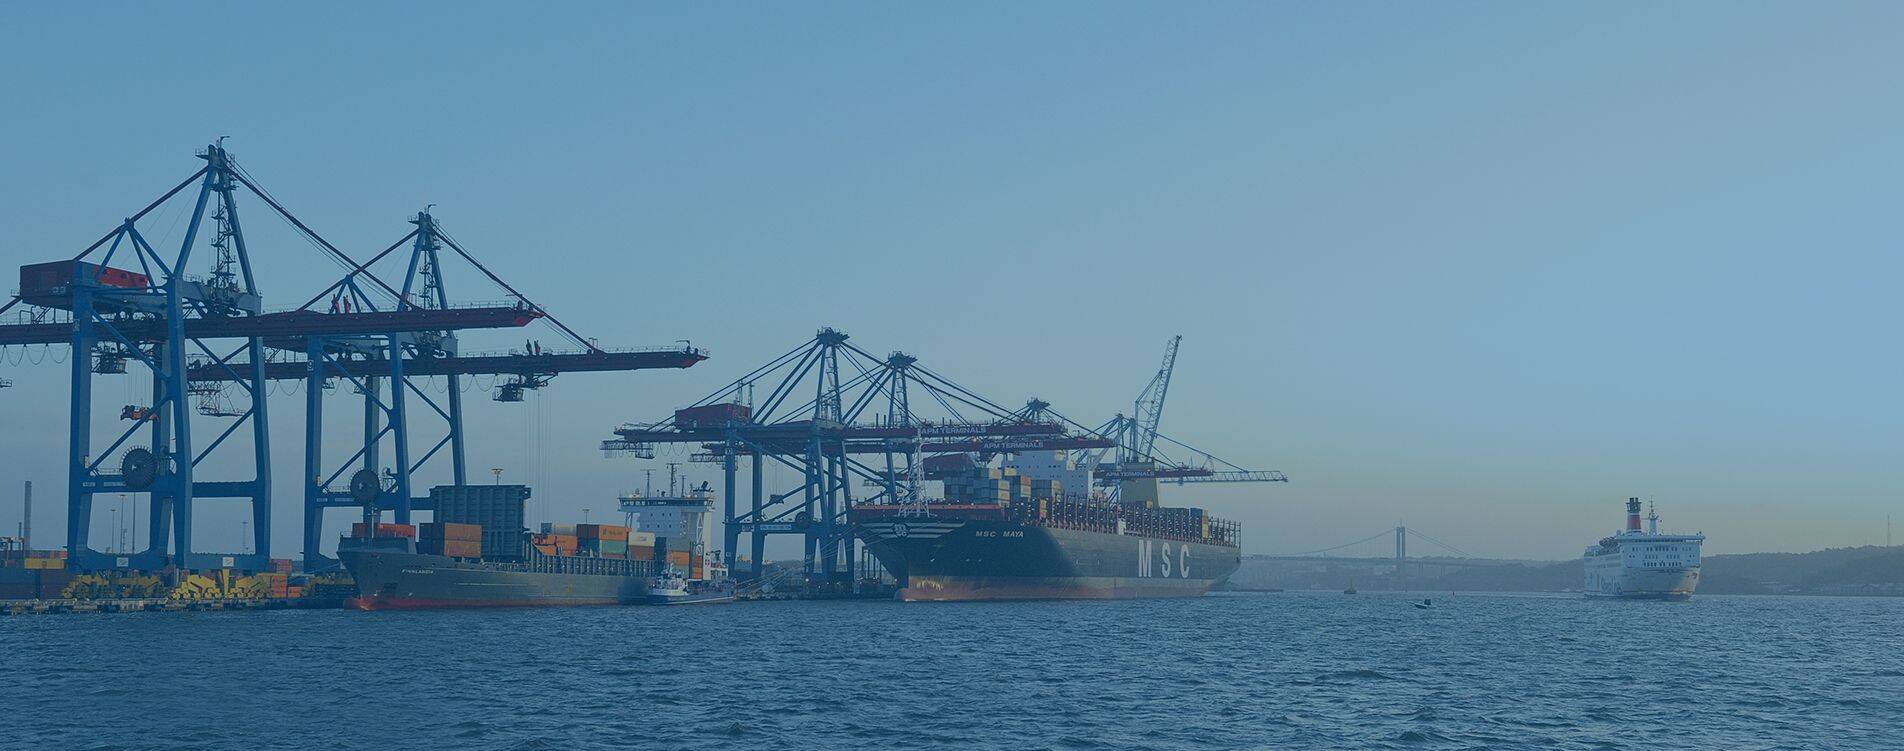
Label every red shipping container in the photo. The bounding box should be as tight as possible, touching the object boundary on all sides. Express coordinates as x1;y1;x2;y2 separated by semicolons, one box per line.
350;522;416;539
18;261;151;304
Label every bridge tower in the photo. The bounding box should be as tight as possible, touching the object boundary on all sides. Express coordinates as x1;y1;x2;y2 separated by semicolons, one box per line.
1395;525;1407;578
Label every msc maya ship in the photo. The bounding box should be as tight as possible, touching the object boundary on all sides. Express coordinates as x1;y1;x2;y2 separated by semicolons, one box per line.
852;455;1243;602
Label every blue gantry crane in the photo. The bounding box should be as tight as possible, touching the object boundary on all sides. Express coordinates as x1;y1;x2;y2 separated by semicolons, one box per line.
604;327;1112;585
182;208;706;571
0;142;705;574
0;143;520;571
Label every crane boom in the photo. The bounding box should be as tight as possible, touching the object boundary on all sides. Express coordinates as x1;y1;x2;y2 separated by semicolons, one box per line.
1122;335;1180;464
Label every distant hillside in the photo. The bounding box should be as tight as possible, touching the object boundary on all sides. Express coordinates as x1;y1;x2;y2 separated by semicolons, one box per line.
1699;546;1904;595
1232;546;1904;596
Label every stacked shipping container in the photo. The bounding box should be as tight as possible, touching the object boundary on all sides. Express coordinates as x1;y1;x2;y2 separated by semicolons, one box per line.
942;467;1055;504
418;522;484;558
921;466;1239;547
577;524;630;559
433;484;530;560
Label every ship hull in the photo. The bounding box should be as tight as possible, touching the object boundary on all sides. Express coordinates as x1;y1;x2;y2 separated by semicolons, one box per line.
857;517;1239;602
1584;552;1700;600
339;548;649;610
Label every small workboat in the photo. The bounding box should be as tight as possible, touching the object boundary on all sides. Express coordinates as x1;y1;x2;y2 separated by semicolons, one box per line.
647;569;735;605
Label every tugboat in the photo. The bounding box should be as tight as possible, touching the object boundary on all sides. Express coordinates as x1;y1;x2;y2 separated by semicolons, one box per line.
646;567;734;605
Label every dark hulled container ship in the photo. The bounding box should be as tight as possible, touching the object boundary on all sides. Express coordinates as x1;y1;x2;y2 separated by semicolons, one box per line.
340;540;652;610
852;467;1242;602
340;485;655;610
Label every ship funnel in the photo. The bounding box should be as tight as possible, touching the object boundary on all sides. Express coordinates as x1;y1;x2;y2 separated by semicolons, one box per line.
1626;497;1643;532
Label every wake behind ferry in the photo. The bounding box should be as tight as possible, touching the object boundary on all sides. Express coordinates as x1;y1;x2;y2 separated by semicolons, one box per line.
1583;497;1704;600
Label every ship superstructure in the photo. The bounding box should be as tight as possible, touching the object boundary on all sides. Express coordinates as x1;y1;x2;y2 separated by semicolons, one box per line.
618;475;716;581
1582;497;1704;599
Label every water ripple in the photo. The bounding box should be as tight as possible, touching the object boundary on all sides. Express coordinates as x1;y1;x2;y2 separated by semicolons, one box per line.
2;592;1900;749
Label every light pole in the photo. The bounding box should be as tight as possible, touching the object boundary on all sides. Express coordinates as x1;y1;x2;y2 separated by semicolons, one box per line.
491;468;504;485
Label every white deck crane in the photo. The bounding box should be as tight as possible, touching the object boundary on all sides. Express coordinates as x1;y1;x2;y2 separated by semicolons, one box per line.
1073;336;1288;502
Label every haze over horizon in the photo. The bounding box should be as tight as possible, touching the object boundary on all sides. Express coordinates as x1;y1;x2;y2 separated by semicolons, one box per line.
2;2;1901;561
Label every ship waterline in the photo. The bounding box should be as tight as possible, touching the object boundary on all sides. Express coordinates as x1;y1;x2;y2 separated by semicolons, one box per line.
857;515;1241;602
1582;497;1704;600
340;547;651;610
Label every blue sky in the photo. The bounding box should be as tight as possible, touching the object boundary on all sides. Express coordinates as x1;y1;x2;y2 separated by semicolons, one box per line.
2;2;1901;559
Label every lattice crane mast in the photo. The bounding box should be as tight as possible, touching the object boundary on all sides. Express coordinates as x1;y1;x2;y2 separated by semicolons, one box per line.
1068;336;1288;496
602;328;1112;585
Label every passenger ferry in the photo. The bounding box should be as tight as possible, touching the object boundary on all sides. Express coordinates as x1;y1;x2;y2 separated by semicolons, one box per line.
1583;498;1703;600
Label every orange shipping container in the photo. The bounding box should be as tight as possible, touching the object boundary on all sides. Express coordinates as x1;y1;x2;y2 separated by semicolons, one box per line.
630;545;655;560
529;533;579;552
420;522;483;542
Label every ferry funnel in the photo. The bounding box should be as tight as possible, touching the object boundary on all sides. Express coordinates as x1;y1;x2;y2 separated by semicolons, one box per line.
1626;497;1643;532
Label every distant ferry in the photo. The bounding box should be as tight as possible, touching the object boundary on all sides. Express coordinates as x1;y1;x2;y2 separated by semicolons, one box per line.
1583;498;1703;600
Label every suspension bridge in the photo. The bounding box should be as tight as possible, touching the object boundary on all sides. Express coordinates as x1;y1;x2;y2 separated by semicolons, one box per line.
1251;526;1501;570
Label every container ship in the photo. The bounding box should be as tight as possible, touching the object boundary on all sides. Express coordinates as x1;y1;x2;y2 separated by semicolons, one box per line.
852;459;1241;601
1582;497;1704;600
341;484;705;610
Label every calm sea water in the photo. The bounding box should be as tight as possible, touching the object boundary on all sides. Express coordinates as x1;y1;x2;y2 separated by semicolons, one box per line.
4;592;1898;750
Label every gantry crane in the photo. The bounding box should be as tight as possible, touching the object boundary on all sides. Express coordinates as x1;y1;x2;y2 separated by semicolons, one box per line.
604;328;1113;585
0;143;540;572
1071;336;1287;504
0;142;705;573
181;207;706;571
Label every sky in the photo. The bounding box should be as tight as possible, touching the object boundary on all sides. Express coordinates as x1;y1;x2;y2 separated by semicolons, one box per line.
1;2;1902;561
